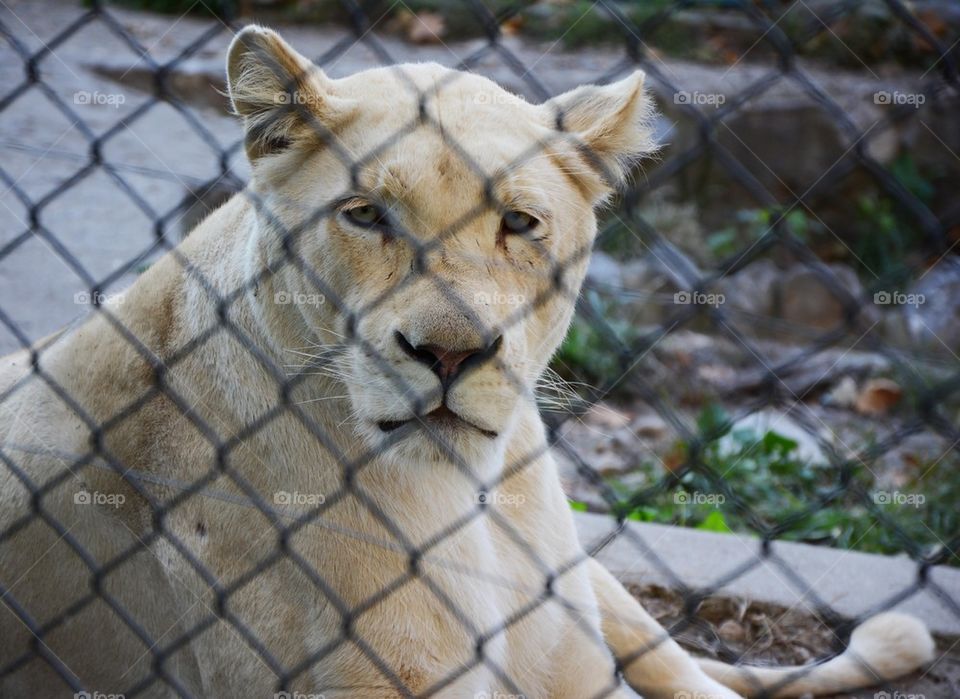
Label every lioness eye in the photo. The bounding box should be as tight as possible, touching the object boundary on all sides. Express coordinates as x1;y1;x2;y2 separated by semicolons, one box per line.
501;211;538;235
344;204;385;228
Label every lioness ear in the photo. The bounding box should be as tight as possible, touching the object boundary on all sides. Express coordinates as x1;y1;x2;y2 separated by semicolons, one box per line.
226;25;355;162
543;71;656;202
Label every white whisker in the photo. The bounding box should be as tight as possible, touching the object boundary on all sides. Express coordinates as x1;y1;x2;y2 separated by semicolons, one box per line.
295;395;351;405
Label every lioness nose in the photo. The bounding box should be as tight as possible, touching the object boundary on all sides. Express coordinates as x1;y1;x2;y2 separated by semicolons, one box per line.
395;331;502;385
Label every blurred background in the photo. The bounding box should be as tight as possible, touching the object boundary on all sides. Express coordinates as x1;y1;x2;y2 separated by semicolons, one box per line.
1;0;959;689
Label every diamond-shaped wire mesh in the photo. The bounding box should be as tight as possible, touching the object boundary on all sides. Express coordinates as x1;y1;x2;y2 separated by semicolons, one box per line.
1;0;959;697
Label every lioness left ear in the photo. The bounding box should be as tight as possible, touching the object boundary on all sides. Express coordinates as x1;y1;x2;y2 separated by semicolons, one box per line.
542;71;657;202
226;25;356;162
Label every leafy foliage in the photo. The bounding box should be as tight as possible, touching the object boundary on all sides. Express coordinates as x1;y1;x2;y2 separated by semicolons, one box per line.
552;292;644;397
854;155;935;286
587;405;959;566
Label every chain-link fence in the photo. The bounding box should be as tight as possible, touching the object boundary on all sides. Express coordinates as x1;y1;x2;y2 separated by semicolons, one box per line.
1;0;959;697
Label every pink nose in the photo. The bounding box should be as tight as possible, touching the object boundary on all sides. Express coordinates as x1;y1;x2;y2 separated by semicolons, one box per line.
395;331;503;386
417;345;478;382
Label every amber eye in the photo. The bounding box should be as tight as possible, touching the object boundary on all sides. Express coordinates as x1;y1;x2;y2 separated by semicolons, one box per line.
343;204;386;228
500;211;538;235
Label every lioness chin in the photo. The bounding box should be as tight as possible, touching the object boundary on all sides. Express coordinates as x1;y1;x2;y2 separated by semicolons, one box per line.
0;25;934;699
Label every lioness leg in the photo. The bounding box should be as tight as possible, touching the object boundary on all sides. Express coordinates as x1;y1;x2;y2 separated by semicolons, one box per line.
587;559;742;699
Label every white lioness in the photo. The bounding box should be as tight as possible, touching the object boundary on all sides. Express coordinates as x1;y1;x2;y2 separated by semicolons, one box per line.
0;26;934;699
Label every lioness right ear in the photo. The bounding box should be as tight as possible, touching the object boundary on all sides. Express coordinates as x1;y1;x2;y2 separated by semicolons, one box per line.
226;25;355;162
542;71;657;203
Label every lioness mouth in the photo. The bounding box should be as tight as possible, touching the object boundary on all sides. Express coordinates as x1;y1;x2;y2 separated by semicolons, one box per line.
377;406;498;439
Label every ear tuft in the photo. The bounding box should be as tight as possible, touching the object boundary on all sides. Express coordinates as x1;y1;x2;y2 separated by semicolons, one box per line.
543;71;658;202
226;26;354;162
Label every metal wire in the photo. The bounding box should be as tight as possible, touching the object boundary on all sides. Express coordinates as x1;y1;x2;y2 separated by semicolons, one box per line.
0;0;958;697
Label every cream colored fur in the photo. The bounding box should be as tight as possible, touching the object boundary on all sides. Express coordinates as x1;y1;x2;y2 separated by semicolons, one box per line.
0;26;934;699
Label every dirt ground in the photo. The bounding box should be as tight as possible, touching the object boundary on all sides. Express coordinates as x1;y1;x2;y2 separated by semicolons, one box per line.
630;584;960;698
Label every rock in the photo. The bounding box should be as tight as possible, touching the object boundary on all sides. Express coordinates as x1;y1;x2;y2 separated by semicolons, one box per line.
582;403;632;430
726;344;889;396
876;431;954;487
717;619;747;644
630;412;669;439
697;364;737;386
551;446;612;510
780;264;866;330
824;375;859;409
718;258;781;319
649;59;942;235
899;91;960;187
619;257;678;327
641;201;707;265
620;257;663;290
855;377;902;416
718;410;830;465
660;330;729;355
591;450;633;478
903;258;960;354
879;308;913;349
406;12;446;44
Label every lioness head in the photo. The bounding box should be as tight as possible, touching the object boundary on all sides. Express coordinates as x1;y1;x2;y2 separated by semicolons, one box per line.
226;27;655;467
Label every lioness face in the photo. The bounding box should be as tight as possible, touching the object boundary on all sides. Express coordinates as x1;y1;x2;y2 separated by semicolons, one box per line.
227;28;654;466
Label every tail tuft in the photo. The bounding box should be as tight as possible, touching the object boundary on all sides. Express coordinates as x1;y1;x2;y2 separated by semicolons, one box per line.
847;612;936;678
698;612;935;697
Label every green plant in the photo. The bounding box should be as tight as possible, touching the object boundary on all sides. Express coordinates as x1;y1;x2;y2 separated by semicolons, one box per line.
594;405;960;566
854;155;934;285
551;292;645;396
706;207;813;260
